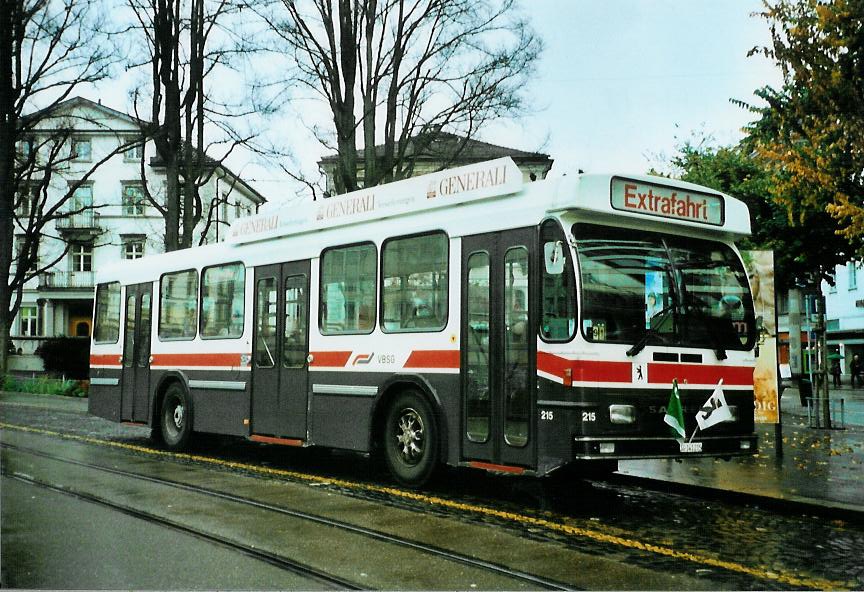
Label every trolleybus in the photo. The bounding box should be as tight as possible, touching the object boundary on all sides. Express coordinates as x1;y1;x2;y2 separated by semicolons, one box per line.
89;157;758;486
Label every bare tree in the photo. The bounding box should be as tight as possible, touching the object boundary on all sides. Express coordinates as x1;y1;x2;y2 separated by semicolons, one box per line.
125;0;263;250
0;0;126;374
259;0;541;195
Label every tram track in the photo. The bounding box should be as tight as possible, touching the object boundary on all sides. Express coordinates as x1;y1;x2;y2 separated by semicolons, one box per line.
0;441;573;591
2;470;360;590
1;420;854;591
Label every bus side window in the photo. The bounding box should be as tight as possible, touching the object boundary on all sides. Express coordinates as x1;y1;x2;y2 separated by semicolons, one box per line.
200;262;245;339
320;243;377;335
381;231;448;333
94;282;121;344
539;220;576;341
158;269;198;340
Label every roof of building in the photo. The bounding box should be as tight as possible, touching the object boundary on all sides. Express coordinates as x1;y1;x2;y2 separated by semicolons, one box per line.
318;130;552;168
21;96;146;129
148;145;267;205
23;96;267;205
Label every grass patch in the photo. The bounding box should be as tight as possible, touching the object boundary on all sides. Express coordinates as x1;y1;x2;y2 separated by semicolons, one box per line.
2;375;89;397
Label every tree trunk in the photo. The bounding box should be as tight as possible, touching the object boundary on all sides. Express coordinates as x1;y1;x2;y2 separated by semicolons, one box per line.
0;0;18;374
361;0;377;188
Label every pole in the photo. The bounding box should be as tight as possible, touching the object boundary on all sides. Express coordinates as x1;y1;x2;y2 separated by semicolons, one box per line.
806;295;813;388
774;283;783;458
817;294;831;429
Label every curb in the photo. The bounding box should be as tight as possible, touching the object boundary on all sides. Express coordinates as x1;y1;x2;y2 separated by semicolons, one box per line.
609;472;864;525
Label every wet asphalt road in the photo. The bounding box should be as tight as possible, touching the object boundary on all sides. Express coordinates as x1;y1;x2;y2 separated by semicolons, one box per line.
1;393;862;590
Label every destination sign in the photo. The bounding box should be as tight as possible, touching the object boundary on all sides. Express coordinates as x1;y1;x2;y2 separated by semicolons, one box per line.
610;178;724;226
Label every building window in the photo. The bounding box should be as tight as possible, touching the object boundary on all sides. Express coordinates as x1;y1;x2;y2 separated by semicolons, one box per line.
69;183;93;211
70;243;93;272
16;184;39;217
159;269;198;340
123;239;145;260
201;263;245;338
71;137;91;161
17;137;35;161
320;243;377;334
122;184;145;216
123;142;143;162
381;232;448;332
848;262;857;290
19;306;42;336
15;235;38;273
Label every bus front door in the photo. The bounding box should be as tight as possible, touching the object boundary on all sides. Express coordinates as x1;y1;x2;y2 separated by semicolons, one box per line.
251;261;310;440
120;282;152;423
461;228;536;470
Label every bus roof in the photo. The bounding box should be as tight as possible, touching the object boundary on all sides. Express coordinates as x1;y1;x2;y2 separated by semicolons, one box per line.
95;158;751;285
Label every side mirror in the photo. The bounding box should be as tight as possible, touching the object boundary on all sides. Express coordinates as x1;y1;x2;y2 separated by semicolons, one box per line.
544;241;565;275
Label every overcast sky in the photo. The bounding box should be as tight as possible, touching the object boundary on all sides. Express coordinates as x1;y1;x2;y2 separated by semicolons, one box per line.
486;0;783;177
92;0;783;204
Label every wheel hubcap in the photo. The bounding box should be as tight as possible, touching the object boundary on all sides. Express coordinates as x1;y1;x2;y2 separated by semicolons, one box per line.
395;408;424;465
173;403;184;429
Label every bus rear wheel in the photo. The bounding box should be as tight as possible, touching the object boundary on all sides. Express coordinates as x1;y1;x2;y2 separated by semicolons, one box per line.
383;390;438;488
159;382;193;451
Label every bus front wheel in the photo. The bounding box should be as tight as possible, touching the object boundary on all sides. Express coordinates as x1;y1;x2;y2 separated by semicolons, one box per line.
160;382;193;451
383;390;439;488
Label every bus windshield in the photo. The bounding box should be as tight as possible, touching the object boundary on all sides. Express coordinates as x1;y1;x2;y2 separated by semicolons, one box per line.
574;223;755;352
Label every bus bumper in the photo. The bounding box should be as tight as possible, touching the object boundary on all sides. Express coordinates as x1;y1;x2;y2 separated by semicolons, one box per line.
572;433;758;459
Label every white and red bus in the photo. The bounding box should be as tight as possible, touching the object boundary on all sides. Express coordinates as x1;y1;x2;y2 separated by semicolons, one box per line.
89;157;758;486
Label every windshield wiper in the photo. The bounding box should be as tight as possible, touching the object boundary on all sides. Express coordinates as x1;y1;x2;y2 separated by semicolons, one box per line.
626;305;675;357
684;304;728;361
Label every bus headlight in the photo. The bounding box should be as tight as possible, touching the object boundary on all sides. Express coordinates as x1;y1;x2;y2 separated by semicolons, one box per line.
609;404;636;424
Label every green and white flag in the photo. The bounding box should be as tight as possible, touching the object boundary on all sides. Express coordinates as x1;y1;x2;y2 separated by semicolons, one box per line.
664;379;686;440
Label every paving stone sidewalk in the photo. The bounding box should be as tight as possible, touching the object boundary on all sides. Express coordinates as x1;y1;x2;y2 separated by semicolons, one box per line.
618;387;864;516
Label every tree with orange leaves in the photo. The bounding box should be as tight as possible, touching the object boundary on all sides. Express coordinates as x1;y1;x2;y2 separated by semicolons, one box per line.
745;0;864;248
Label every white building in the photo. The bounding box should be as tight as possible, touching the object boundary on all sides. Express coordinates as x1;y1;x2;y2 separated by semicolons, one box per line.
9;97;266;372
823;262;864;377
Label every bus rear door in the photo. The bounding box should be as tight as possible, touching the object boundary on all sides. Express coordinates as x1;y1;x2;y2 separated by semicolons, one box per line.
461;228;536;470
120;282;152;423
251;261;310;440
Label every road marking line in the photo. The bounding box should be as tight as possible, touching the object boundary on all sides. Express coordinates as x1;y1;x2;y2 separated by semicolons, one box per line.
0;421;849;591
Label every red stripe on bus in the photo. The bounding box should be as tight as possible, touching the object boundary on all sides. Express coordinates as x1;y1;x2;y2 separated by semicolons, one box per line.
647;363;753;386
467;461;526;475
90;354;121;365
250;434;304;447
150;353;243;367
536;352;632;382
309;351;352;368
403;350;459;369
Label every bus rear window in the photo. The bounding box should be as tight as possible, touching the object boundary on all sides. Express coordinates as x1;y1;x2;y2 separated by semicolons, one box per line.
93;282;121;343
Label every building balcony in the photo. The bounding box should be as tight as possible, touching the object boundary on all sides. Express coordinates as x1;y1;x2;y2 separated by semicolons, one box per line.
38;271;95;290
55;211;101;234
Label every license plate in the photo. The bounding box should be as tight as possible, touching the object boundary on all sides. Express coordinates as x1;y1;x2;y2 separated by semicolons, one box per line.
679;442;703;453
